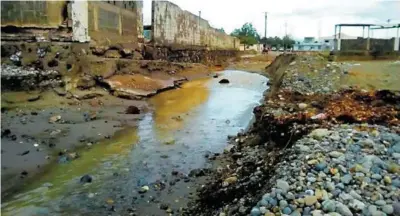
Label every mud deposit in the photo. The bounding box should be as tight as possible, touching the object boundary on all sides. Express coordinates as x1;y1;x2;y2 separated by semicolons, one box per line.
1;70;268;215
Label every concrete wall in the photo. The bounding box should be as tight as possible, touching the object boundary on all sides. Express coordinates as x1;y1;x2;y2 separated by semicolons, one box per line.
341;38;397;52
87;1;142;48
1;1;67;28
151;1;238;50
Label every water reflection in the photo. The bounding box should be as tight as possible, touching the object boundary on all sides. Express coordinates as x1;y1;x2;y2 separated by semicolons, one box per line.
149;78;210;141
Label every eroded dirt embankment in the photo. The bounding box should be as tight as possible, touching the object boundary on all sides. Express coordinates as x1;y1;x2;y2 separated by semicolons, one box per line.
184;54;400;215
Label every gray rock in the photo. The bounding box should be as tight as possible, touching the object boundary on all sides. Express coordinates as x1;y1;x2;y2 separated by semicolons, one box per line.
277;179;290;193
340;193;354;201
349;190;362;200
290;211;301;216
286;192;295;200
312;210;324;216
279;200;288;208
329;151;344;158
392;179;400;188
250;207;261;216
325;182;335;192
310;129;330;140
336;201;354;216
298;145;311;152
336;183;345;190
375;200;386;206
341;174;353;184
322;200;336;212
308;177;317;183
393;202;400;215
283;207;292;215
349;199;366;211
259;206;267;214
381;204;393;214
315;163;327;172
371;174;382;180
360;138;375;148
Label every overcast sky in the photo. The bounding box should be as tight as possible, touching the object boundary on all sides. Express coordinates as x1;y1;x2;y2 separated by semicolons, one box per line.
143;0;400;40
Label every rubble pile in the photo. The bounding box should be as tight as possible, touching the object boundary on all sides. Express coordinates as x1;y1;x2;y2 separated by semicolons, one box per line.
1;64;64;91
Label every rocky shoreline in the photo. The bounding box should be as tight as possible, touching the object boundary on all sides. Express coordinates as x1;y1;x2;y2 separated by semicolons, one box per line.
184;54;400;216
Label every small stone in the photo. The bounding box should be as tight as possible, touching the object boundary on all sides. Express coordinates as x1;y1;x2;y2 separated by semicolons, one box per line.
375;200;386;206
283;207;292;215
315;163;327;171
325;182;335;192
49;115;61;123
383;176;391;184
336;201;353;216
381;204;393;214
304;196;318;206
371;174;382;180
285;192;295;200
349;190;362;200
308;177;317;183
329;151;343;158
223;176;237;185
277;179;290;193
290;211;301;216
250;207;261;216
312;210;323;216
279;200;288;208
340;193;354;201
308;159;319;165
387;163;399;174
138;186;149;194
269;198;278;207
322;200;336;212
88;193;95;198
330;168;339;175
298;103;308;110
349;199;365;211
80;174;92;183
310;129;330;140
305;190;315;196
393;202;400;215
259;206;267;214
341;174;352;184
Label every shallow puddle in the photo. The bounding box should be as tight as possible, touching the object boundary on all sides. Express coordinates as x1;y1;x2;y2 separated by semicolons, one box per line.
2;70;268;215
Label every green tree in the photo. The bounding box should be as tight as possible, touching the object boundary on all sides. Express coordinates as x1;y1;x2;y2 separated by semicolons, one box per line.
230;23;260;49
217;28;225;33
260;36;295;49
282;35;296;49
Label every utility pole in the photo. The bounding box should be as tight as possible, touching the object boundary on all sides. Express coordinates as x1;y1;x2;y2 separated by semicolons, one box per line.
264;12;268;39
283;21;288;50
387;19;391;38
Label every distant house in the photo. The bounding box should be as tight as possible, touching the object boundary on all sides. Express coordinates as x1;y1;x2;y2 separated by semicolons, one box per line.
293;37;329;51
294;34;356;51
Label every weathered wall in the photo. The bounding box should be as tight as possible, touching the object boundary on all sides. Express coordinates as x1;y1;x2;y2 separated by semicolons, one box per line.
151;1;238;50
87;1;141;49
1;1;67;28
341;38;396;52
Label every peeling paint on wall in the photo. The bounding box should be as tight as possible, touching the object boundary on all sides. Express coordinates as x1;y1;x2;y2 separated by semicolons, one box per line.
151;1;238;50
72;0;90;42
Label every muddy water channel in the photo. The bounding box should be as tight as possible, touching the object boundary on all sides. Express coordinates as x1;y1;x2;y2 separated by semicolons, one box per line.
2;70;268;215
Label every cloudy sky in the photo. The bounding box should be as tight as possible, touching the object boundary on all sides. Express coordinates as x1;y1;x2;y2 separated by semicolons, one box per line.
143;0;400;40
